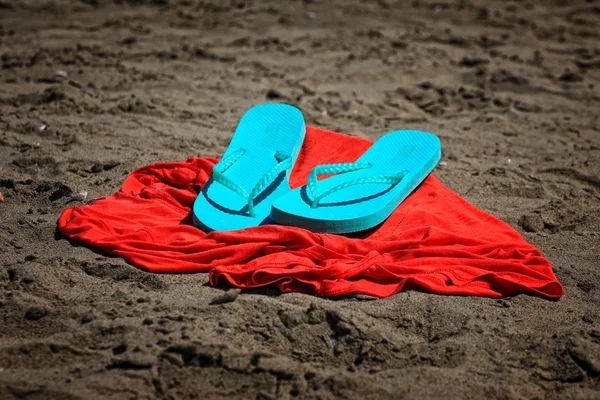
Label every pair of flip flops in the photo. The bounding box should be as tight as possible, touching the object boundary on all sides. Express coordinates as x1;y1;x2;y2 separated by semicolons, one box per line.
193;104;441;234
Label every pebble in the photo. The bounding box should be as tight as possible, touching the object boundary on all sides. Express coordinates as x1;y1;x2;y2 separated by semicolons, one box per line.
25;306;47;321
209;288;241;305
81;313;94;324
72;190;88;201
112;343;128;355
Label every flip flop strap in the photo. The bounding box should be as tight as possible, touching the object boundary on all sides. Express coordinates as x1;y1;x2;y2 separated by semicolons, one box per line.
308;162;407;208
212;148;249;197
307;162;371;198
212;149;292;217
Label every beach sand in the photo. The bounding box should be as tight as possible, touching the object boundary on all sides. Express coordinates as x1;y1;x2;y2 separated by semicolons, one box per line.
0;0;599;398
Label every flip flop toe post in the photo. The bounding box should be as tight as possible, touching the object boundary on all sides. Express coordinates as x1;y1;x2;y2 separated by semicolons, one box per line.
270;130;441;233
193;104;305;232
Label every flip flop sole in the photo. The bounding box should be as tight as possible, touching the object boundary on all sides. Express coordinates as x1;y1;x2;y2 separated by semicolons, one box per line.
270;130;441;233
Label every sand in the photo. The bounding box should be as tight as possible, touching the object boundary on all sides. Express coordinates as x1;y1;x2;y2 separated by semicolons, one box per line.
0;0;599;399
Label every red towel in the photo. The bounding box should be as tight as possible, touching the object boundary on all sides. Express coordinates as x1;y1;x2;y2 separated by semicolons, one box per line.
57;127;564;299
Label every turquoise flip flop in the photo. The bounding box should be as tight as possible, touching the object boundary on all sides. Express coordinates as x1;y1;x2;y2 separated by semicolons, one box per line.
193;104;305;232
270;130;441;234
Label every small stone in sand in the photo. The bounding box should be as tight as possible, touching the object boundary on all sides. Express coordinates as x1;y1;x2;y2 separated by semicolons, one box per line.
209;289;241;305
0;192;3;201
81;313;94;324
25;306;47;321
72;190;88;201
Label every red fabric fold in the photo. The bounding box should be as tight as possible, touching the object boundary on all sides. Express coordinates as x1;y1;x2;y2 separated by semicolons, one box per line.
57;126;564;299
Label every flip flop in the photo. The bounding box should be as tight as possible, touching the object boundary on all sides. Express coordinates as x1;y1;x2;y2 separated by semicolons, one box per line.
193;104;305;232
270;130;441;233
